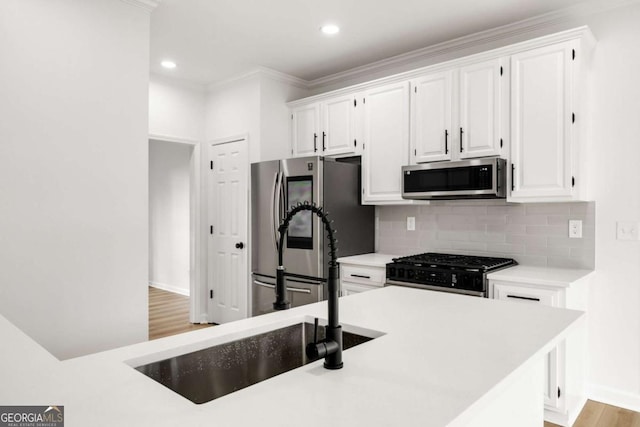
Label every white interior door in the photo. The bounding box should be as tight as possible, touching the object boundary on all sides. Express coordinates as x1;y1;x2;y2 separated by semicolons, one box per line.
208;138;248;323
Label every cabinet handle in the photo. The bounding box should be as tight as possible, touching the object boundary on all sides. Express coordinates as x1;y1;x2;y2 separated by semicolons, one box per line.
445;129;449;154
350;274;371;279
313;133;318;152
506;294;540;302
322;131;326;151
511;164;515;191
459;127;464;152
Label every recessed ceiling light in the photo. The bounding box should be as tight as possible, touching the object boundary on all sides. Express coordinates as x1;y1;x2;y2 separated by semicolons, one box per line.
161;60;177;69
320;24;340;35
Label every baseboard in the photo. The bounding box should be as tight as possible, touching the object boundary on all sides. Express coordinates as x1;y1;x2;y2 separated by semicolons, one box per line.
149;281;190;297
587;383;640;413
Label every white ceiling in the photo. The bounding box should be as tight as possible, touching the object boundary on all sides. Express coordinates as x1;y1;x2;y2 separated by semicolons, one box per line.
150;0;596;86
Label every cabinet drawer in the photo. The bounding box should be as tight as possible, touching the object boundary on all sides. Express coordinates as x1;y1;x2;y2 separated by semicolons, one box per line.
340;264;385;287
492;281;560;307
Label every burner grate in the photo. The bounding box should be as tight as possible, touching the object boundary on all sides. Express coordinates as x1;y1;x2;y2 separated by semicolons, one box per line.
391;252;516;271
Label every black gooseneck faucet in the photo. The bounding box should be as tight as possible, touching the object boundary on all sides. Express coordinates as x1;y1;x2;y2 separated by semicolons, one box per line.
273;202;343;370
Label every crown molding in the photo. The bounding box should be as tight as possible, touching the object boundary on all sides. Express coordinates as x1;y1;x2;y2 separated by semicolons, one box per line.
253;67;309;89
306;0;639;90
207;66;308;92
119;0;162;13
288;26;594;107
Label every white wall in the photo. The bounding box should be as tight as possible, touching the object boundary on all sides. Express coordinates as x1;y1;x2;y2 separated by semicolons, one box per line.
149;140;192;295
0;0;151;359
581;4;640;407
205;71;308;162
149;75;206;141
259;75;309;161
206;76;261;161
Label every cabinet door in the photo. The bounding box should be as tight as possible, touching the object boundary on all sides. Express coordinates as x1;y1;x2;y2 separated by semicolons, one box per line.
459;58;506;159
322;95;357;156
362;81;410;204
509;42;574;201
411;71;453;163
492;281;561;409
291;104;320;157
341;281;377;297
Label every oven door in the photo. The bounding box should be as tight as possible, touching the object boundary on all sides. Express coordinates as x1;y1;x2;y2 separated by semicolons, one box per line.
402;157;506;200
385;280;486;297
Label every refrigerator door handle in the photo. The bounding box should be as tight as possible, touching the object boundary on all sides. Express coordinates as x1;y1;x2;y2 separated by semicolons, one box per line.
270;172;279;253
253;279;311;294
285;277;324;286
275;171;285;250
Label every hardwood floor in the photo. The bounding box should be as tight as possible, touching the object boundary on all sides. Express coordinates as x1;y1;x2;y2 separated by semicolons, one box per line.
148;286;214;340
148;288;640;426
544;400;640;427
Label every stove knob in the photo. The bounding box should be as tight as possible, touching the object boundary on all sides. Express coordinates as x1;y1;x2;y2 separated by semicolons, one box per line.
398;268;405;278
389;267;396;277
407;269;415;279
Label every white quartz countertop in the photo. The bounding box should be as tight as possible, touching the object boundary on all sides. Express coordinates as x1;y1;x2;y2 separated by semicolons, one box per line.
337;253;399;267
0;286;583;427
487;265;594;288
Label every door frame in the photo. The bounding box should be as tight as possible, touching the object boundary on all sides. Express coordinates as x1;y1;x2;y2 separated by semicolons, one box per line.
207;134;250;323
149;133;206;324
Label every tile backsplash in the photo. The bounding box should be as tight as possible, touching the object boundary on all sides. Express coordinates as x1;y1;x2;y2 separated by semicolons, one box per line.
376;201;595;269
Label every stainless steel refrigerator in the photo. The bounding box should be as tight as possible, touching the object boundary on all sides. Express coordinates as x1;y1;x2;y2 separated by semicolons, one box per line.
251;156;374;316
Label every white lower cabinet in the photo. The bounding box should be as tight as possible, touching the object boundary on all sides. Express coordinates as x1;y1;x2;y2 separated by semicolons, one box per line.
339;262;387;296
488;267;591;427
492;282;562;408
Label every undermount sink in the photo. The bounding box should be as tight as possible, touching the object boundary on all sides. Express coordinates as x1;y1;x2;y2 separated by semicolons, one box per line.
134;321;376;404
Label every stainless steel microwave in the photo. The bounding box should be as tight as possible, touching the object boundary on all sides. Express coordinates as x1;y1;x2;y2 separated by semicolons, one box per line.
402;157;507;200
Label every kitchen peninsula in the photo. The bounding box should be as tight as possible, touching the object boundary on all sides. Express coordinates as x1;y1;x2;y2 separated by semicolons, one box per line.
0;286;584;426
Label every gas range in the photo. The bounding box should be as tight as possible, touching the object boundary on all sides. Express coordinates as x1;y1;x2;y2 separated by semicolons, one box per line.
385;252;517;297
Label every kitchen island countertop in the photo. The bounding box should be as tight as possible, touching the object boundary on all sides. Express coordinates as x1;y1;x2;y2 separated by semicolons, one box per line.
0;286;583;426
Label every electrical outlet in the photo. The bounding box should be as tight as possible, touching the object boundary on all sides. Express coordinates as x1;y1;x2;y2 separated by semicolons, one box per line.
407;216;416;231
568;220;582;239
617;221;640;241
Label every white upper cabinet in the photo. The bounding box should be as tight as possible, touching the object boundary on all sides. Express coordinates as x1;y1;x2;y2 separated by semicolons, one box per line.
362;81;410;204
321;94;358;156
291;104;320;157
459;57;507;159
287;27;594;205
509;39;589;202
291;94;359;158
411;71;454;163
410;57;507;164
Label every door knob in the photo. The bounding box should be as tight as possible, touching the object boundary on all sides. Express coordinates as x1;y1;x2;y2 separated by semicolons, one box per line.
235;242;244;249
